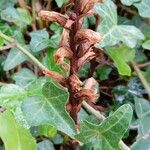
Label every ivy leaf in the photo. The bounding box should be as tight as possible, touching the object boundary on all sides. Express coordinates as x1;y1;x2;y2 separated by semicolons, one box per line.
1;7;32;29
29;29;55;52
0;22;15;36
0;0;16;11
0;84;28;127
134;0;150;18
134;97;150;135
22;81;76;138
0;78;47;127
39;124;57;138
3;31;28;71
0;84;26;107
55;0;68;8
120;0;140;6
107;45;135;76
96;66;112;80
94;0;144;48
76;104;133;150
4;47;28;71
12;68;37;88
0;110;37;150
131;136;150;150
142;40;150;50
38;140;55;150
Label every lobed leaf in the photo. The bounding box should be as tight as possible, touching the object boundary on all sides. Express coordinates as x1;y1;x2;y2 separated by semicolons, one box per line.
76;104;133;150
22;81;76;138
3;31;28;71
29;29;52;52
1;7;32;29
134;0;150;18
94;0;144;48
12;68;37;88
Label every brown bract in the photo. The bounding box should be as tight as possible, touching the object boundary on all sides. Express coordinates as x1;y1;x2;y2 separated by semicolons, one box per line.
73;77;99;103
55;46;73;71
80;0;104;14
69;74;82;93
77;48;96;71
74;29;101;46
73;29;101;72
43;70;66;86
38;10;68;27
60;29;70;48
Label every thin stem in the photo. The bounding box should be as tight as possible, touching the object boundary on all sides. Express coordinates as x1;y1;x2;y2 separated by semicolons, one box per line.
137;62;150;68
32;0;36;22
82;101;130;150
132;61;150;100
0;82;7;86
17;44;49;71
82;101;105;121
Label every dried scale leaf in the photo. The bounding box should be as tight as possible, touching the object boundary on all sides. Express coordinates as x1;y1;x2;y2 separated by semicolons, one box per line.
59;29;70;48
74;29;101;45
80;0;104;14
38;11;68;27
54;29;73;71
75;29;101;59
75;77;99;103
55;46;73;71
66;74;83;113
43;70;66;86
69;74;83;93
77;48;96;71
83;77;99;95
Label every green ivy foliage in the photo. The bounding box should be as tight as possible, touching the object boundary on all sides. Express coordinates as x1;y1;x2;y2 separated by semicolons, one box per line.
0;0;150;149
